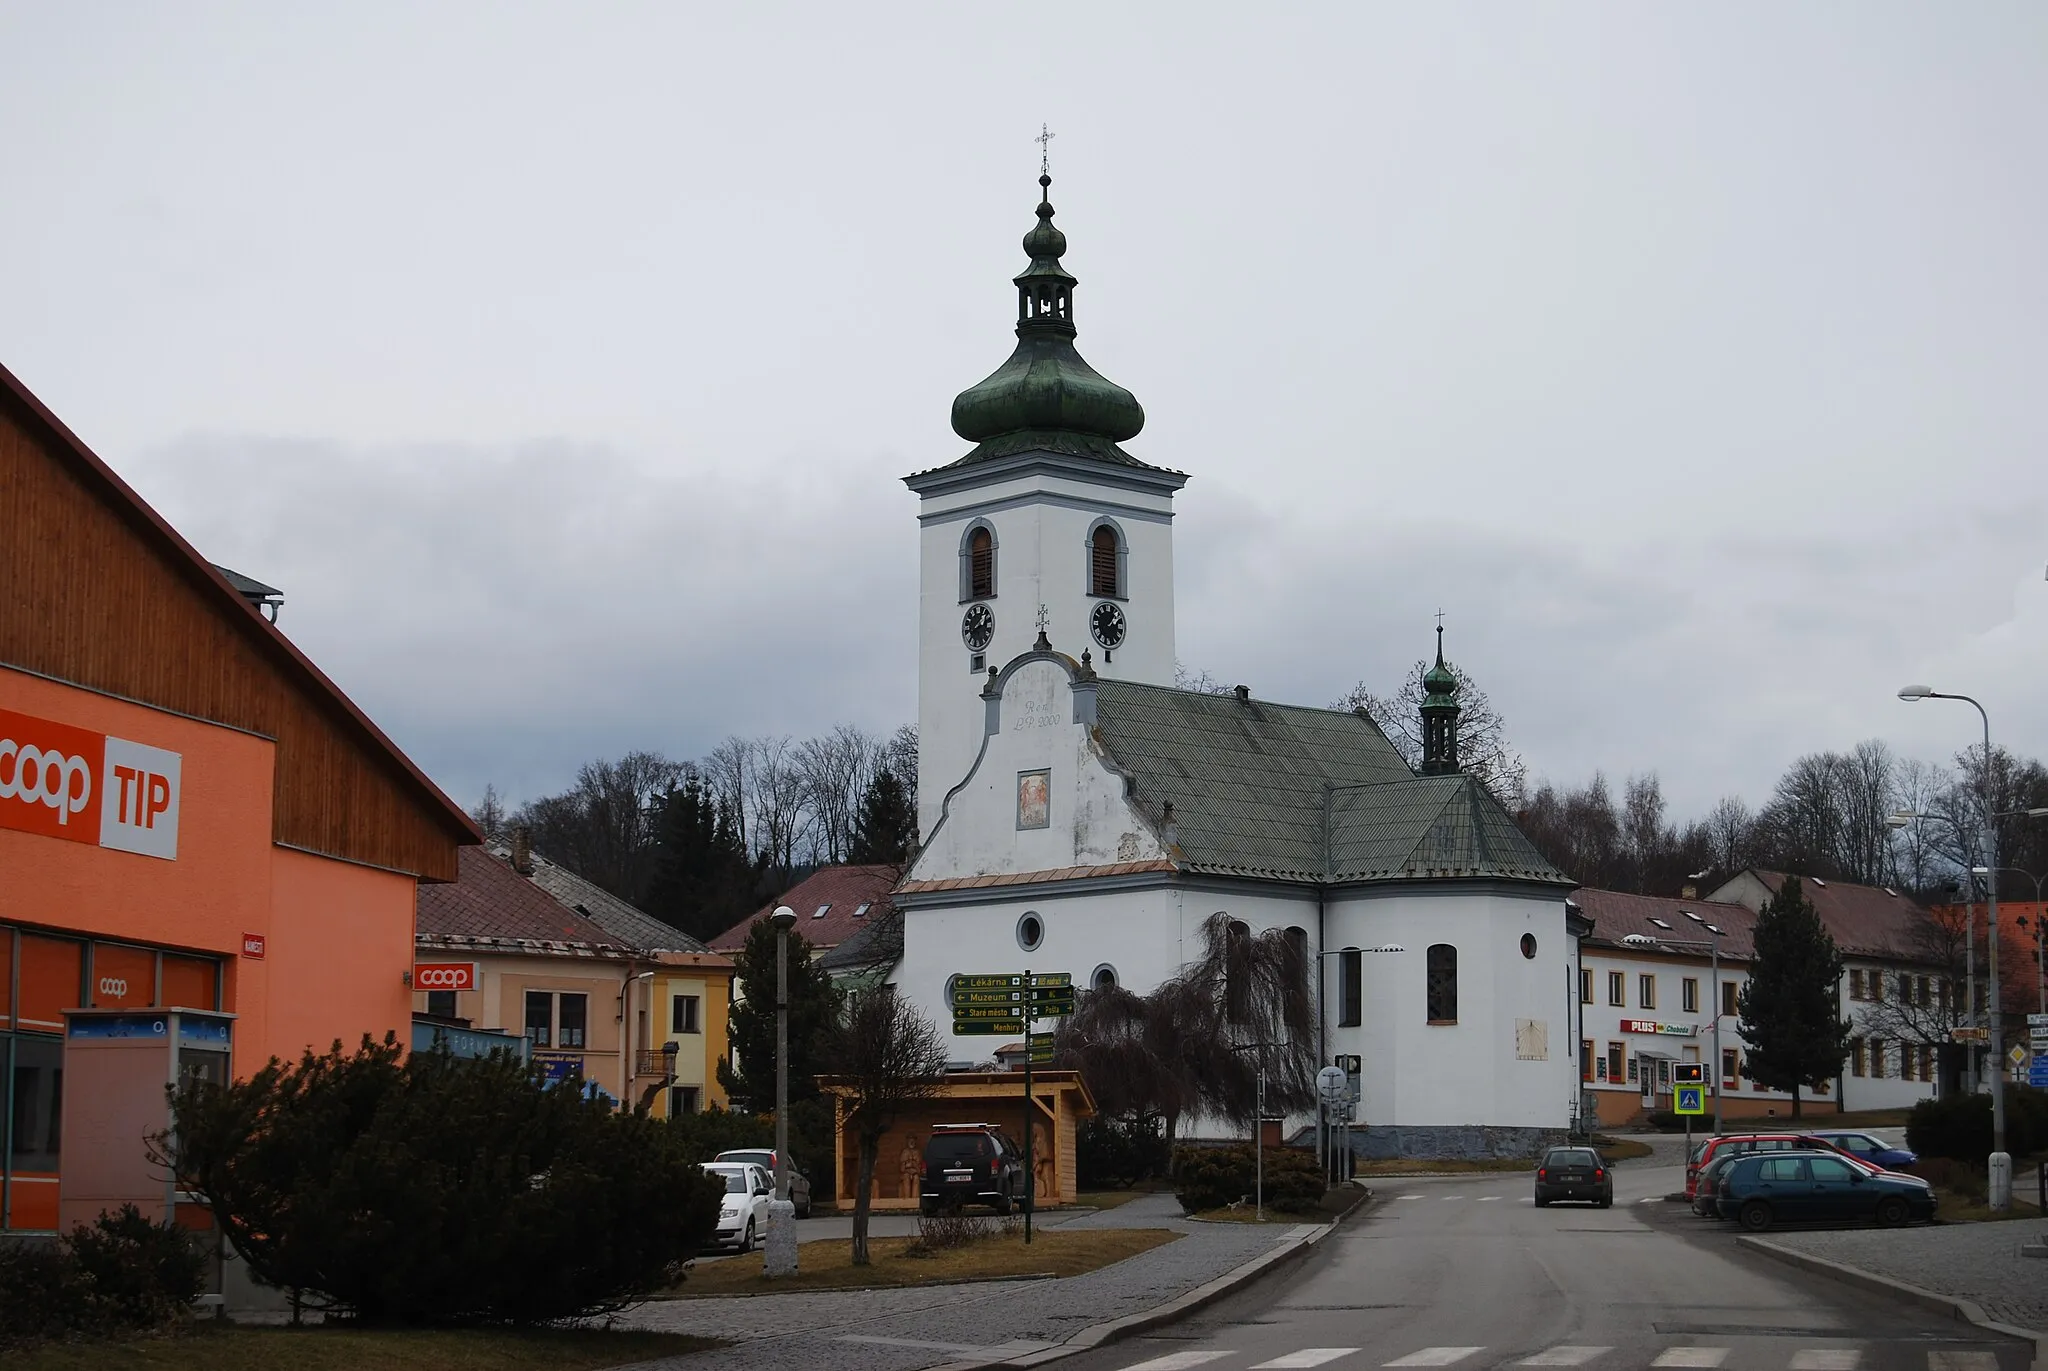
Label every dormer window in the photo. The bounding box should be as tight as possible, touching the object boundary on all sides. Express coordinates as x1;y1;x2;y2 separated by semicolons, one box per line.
1086;519;1125;599
962;523;997;601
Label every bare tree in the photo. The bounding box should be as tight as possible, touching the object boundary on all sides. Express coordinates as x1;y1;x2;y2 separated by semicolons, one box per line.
797;724;879;865
1335;659;1527;804
1835;739;1899;887
1888;756;1951;895
826;987;948;1265
468;784;507;842
1858;906;1971;1058
1756;752;1849;877
513;750;682;902
748;736;813;878
1705;794;1758;875
879;722;918;798
703;737;755;856
1174;663;1236;696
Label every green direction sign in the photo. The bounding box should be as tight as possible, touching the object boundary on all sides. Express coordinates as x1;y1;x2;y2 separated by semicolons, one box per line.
953;1019;1024;1036
955;1004;1027;1020
954;974;1023;991
952;989;1023;1007
1029;973;1072;987
1674;1084;1706;1115
1029;1032;1055;1049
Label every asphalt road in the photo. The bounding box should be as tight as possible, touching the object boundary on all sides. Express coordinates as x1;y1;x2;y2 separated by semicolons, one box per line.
1054;1149;2031;1371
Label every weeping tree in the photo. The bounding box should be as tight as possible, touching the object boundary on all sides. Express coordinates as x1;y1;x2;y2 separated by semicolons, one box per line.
1057;913;1316;1138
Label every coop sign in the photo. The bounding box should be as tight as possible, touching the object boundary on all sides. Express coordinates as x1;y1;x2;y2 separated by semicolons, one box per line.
1620;1019;1697;1037
0;708;181;861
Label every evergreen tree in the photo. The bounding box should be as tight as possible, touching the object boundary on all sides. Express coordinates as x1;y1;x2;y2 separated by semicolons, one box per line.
644;775;759;941
716;919;842;1115
848;770;917;865
1735;876;1852;1117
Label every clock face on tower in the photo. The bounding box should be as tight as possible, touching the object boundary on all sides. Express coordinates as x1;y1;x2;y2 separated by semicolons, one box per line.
1090;601;1127;650
961;603;995;651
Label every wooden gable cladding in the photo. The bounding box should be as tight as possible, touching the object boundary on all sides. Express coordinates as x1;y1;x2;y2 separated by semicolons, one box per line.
0;370;475;882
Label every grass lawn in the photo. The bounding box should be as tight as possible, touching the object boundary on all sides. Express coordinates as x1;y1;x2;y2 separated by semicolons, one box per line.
664;1227;1177;1296
4;1326;719;1371
1598;1139;1655;1161
1348;1158;1532;1176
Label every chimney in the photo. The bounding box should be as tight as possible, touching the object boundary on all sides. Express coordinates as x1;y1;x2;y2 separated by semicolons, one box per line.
510;825;534;876
1680;884;1697;900
1233;684;1250;702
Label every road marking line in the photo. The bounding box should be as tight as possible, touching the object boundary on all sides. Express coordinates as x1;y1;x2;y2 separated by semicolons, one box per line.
1254;1351;1360;1368
1652;1350;1729;1368
1790;1352;1860;1371
836;1334;987;1353
1927;1354;1999;1371
1119;1353;1231;1371
1398;1194;1427;1201
1441;1195;1464;1200
1637;1196;1660;1204
1476;1195;1501;1202
1385;1348;1486;1366
1518;1347;1612;1365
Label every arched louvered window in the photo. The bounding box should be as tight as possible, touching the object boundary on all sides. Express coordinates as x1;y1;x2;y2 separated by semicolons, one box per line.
968;526;995;600
1087;520;1124;598
1426;944;1458;1024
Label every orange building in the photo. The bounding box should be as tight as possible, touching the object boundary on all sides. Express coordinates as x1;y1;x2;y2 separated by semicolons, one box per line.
1;363;477;1231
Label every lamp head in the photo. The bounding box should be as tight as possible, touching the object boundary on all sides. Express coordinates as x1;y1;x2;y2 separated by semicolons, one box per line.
770;905;799;932
1886;814;1911;830
1897;684;1934;701
662;1040;680;1058
1622;933;1658;946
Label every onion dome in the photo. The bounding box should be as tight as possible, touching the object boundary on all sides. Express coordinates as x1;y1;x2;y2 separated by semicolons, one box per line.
950;173;1146;451
1421;624;1462;776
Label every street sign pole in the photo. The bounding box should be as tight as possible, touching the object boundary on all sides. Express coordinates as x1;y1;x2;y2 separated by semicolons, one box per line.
1022;968;1034;1246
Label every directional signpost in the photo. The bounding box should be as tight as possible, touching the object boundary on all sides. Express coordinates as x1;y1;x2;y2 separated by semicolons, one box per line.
949;968;1075;1244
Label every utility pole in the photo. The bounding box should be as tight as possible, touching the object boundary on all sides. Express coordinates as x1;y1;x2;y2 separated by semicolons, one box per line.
765;906;799;1276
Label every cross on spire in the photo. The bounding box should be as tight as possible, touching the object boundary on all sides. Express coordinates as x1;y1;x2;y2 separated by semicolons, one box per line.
1435;608;1445;630
1036;123;1056;177
1036;604;1051;633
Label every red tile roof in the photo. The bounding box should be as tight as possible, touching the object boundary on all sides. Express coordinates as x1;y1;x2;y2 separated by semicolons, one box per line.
1569;889;1758;961
708;864;900;953
417;847;630;951
1743;871;1936;960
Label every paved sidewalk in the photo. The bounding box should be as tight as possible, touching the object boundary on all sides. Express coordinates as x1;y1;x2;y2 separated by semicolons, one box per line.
1759;1218;2048;1333
616;1193;1311;1371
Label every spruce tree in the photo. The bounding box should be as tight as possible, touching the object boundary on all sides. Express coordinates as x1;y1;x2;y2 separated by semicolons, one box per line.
1735;876;1852;1117
645;776;759;940
716;918;842;1114
848;770;917;865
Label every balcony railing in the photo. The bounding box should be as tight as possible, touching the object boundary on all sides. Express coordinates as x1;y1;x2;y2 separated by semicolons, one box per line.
635;1049;678;1077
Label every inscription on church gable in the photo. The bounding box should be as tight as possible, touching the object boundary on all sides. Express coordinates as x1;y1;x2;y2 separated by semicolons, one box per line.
1006;662;1066;732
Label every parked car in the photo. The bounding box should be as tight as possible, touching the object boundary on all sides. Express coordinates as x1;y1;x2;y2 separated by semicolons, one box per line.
701;1161;773;1253
1690;1150;1746;1218
714;1148;814;1218
1684;1132;1842;1199
1533;1145;1613;1208
1715;1149;1936;1231
920;1122;1027;1215
1806;1129;1916;1171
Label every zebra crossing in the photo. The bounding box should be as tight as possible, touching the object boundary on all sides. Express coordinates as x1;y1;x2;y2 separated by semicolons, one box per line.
1114;1345;2008;1371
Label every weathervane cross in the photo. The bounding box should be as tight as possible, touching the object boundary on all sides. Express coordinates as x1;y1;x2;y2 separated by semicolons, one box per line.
1036;604;1051;633
1435;608;1445;630
1036;123;1056;176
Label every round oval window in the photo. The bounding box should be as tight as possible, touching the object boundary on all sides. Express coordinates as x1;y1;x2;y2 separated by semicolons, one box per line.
1520;933;1538;960
1017;913;1045;952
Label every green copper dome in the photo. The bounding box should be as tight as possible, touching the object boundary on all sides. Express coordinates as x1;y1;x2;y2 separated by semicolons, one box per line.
951;174;1146;447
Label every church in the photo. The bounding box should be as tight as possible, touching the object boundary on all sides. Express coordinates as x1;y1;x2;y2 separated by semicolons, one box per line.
892;170;1581;1158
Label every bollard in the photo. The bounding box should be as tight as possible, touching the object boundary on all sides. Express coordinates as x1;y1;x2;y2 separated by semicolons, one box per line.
1988;1151;2012;1211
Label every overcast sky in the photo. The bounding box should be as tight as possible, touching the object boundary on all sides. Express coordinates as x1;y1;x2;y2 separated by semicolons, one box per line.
5;4;2044;821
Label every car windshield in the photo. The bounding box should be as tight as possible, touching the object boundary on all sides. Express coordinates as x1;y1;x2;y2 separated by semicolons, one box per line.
929;1134;991;1161
706;1168;749;1194
1545;1149;1599;1167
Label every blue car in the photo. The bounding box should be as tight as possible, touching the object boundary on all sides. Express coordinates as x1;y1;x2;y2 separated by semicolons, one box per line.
1716;1149;1936;1230
1808;1129;1916;1171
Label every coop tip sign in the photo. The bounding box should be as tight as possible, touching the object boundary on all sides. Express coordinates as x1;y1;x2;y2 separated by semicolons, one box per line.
413;963;480;992
0;708;181;861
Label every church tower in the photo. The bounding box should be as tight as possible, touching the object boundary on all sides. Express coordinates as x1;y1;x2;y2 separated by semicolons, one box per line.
1420;626;1461;775
904;168;1187;837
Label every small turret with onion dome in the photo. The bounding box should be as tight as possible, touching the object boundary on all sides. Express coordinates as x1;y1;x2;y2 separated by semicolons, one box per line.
1420;623;1462;776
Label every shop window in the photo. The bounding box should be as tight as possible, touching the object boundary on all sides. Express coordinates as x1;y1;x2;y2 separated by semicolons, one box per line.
1338;950;1362;1027
17;936;84;1035
1657;1058;1671;1088
1581;1039;1594;1081
1606;1042;1624;1083
425;990;458;1018
1425;944;1456;1024
7;1035;64;1230
671;1085;702;1115
1638;974;1656;1010
1607;971;1624;1007
160;955;218;1011
672;995;702;1035
1721;981;1737;1017
91;943;155;1010
1626;1055;1638;1084
1579;969;1592;1005
559;994;588;1049
524;991;552;1047
1682;978;1699;1014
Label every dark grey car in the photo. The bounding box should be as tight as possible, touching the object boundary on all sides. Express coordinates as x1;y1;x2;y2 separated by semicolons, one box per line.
1534;1146;1613;1208
713;1148;813;1218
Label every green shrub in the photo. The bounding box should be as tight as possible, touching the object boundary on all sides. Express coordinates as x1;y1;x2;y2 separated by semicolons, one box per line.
1171;1144;1324;1215
667;1104;774;1163
0;1206;202;1350
1077;1113;1172;1190
165;1036;723;1324
1906;1084;2048;1163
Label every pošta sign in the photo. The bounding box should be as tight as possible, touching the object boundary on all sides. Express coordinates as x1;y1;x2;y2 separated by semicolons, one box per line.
0;707;183;861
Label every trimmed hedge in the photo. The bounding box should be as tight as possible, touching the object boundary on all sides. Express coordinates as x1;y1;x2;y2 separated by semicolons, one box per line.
0;1205;204;1350
1905;1084;2048;1164
1172;1144;1324;1215
1077;1114;1172;1190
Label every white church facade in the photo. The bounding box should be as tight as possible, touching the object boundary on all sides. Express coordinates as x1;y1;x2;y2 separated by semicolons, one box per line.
892;170;1582;1157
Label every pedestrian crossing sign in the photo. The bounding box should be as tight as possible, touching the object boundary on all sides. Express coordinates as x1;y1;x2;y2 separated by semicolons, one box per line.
1674;1084;1705;1115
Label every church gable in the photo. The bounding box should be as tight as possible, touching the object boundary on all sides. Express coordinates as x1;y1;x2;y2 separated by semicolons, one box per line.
909;652;1165;884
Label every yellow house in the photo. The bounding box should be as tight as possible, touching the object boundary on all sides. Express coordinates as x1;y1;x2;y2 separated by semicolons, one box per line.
413;839;732;1115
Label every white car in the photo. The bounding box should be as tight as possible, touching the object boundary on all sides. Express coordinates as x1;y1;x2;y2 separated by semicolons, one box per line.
701;1162;773;1253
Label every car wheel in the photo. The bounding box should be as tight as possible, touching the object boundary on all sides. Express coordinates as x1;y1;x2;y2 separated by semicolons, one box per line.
1875;1196;1909;1227
796;1194;812;1219
739;1219;755;1254
993;1189;1013;1215
1534;1196;1549;1207
1598;1197;1612;1209
1739;1200;1773;1232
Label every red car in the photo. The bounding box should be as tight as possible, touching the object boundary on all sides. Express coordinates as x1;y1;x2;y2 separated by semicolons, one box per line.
1685;1133;1843;1199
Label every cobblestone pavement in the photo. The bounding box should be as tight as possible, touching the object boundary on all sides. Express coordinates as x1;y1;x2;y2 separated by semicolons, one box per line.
616;1193;1314;1371
1761;1218;2048;1333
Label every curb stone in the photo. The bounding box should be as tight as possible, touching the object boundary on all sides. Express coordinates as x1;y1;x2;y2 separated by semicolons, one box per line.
1736;1235;2048;1371
927;1195;1371;1371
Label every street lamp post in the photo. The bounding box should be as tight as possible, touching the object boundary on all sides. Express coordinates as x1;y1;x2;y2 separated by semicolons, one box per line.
764;905;799;1277
1898;684;2010;1209
1623;916;1726;1135
1313;945;1359;1180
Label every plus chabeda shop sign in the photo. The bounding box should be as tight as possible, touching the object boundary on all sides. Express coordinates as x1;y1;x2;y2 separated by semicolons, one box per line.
0;707;181;861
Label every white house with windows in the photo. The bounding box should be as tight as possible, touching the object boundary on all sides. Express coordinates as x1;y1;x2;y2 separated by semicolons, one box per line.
1570;879;1944;1127
890;172;1581;1158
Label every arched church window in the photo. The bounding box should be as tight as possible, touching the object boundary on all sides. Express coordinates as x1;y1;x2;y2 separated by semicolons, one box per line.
1087;521;1123;599
963;524;996;601
1426;944;1457;1024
